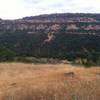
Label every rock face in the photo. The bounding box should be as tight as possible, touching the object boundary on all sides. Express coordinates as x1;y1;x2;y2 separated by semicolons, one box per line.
0;13;100;34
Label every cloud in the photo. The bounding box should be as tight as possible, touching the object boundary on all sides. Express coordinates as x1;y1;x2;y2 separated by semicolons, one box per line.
0;0;100;19
23;0;100;13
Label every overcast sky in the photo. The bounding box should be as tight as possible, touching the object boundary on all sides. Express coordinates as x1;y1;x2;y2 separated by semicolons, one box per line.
0;0;100;19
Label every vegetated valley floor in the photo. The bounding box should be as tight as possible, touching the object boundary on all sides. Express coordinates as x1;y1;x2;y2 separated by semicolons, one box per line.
0;63;100;100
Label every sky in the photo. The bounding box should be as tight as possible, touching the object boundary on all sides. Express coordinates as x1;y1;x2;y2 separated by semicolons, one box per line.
0;0;100;19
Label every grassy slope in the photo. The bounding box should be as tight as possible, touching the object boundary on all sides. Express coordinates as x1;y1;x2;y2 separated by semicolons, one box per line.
0;63;100;100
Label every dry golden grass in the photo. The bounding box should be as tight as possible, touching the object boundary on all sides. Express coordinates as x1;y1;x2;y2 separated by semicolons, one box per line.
0;63;99;100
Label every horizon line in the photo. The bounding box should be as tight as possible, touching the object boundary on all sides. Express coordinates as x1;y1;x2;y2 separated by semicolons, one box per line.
0;12;100;20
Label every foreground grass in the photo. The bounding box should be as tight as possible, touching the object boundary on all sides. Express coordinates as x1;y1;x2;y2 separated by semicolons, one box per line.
0;63;100;100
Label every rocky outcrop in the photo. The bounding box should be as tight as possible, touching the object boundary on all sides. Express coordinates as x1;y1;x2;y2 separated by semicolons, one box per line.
0;13;100;35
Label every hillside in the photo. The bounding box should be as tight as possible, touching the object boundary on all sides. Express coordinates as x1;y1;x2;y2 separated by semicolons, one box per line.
1;13;100;32
0;13;100;64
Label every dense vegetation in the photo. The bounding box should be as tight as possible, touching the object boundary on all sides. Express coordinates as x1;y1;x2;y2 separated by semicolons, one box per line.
0;30;100;66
